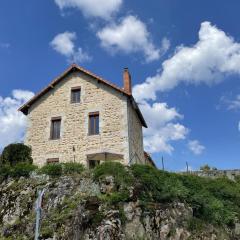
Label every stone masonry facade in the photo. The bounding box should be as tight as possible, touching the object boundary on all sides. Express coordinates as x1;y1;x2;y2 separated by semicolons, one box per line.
23;66;146;167
128;101;145;164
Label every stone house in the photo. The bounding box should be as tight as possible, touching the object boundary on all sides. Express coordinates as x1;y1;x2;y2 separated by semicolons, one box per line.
19;64;152;168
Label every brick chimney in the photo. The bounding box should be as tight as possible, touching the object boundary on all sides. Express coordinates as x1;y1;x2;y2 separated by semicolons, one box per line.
123;68;132;94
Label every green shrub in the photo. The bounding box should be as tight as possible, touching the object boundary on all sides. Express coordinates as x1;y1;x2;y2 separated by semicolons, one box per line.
62;162;84;175
130;164;188;202
93;162;133;188
0;143;32;166
0;164;11;181
130;165;240;226
179;175;240;226
100;190;129;204
40;164;62;177
0;162;37;180
187;217;205;232
10;163;37;178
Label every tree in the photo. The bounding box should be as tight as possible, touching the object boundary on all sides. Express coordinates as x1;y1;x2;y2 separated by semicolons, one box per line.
0;143;33;166
200;164;211;172
200;164;217;172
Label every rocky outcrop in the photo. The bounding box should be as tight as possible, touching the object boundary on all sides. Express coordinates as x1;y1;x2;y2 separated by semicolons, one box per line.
0;174;236;240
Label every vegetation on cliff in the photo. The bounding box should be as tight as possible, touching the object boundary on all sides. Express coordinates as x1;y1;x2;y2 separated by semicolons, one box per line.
0;144;240;239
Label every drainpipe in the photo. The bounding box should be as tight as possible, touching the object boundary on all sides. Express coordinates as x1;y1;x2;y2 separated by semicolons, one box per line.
34;189;45;240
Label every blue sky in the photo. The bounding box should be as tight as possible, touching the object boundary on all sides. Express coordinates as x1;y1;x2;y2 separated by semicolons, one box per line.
0;0;240;171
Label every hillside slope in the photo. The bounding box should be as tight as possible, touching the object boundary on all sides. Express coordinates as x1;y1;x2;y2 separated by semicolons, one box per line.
0;163;240;240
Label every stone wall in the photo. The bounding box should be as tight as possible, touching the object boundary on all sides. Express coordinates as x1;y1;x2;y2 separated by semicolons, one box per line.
128;100;145;164
25;71;135;166
183;170;240;181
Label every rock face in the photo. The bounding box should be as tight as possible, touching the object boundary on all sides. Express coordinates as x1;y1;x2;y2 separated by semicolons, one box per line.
0;174;236;240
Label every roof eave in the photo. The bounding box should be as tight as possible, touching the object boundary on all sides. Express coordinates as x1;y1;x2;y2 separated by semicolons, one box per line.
130;96;148;128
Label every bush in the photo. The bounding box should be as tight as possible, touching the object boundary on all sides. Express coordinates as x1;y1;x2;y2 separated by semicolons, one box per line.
0;163;37;180
10;163;37;178
130;164;188;202
99;191;129;204
130;165;240;226
0;143;32;166
187;217;205;232
93;162;133;188
62;162;84;175
40;164;62;177
0;164;11;181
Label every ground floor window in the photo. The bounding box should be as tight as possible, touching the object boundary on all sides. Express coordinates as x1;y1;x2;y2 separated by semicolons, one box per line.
47;158;59;164
88;160;100;169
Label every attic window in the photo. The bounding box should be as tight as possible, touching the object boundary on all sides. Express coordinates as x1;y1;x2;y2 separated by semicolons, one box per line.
71;87;81;103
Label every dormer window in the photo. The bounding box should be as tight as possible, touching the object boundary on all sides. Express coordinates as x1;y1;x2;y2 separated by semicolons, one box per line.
71;87;81;103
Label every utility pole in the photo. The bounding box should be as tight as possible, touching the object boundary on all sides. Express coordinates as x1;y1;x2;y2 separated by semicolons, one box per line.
162;156;165;171
186;162;189;173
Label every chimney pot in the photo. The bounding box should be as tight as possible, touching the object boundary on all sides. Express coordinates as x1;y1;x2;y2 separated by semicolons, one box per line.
123;68;132;94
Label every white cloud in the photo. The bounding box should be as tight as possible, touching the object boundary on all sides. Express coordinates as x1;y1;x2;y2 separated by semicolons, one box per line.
0;90;34;151
50;31;92;63
140;101;188;154
97;15;169;62
221;94;240;111
0;43;10;49
54;0;122;19
188;140;205;155
51;32;75;56
133;21;240;102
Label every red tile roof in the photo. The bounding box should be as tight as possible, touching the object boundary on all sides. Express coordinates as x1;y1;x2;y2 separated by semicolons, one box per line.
19;64;147;128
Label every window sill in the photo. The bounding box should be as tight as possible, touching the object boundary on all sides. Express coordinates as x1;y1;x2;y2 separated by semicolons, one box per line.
88;134;100;137
70;102;81;104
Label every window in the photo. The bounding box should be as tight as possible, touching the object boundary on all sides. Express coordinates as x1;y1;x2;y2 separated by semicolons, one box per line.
89;112;99;135
71;87;81;103
47;158;59;164
50;117;61;139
